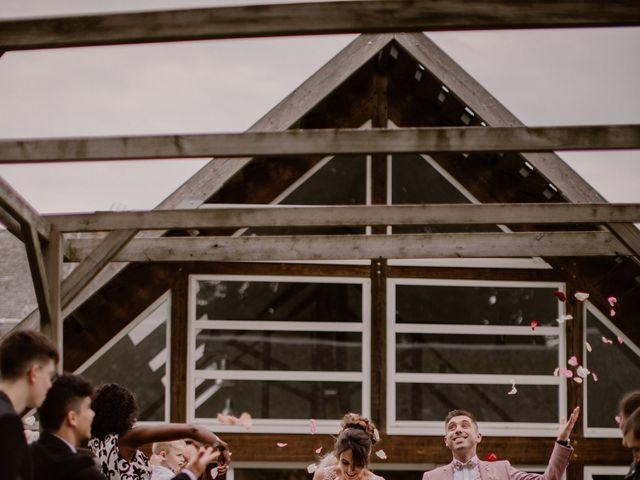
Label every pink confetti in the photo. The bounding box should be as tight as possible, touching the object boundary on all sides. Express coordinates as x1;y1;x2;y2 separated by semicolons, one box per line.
559;368;573;378
617;336;624;344
485;453;498;462
585;342;592;353
615;415;622;425
375;450;387;460
592;372;598;382
556;314;573;324
608;296;617;307
610;308;616;317
239;412;253;429
309;418;317;435
567;356;579;367
315;446;322;454
576;366;590;378
602;336;614;345
553;291;567;302
276;442;288;448
573;377;583;384
530;319;538;331
574;292;590;302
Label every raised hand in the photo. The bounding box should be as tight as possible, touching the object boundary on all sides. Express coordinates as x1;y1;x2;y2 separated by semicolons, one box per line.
557;406;580;441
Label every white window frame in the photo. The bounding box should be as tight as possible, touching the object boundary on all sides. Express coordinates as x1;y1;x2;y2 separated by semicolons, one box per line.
583;301;640;438
75;292;171;423
188;274;371;434
387;278;567;437
584;466;630;480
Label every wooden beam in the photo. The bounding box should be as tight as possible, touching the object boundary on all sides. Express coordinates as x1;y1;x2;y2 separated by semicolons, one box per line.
46;203;640;233
0;176;50;240
2;1;640;51
44;229;63;366
21;222;53;327
2;125;638;163
0;205;24;241
65;231;630;262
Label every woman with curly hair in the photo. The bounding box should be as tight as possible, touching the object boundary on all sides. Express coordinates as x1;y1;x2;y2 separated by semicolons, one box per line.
89;383;230;480
313;413;385;480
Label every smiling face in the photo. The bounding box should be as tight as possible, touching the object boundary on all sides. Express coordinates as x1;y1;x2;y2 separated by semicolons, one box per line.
338;449;367;480
444;415;482;460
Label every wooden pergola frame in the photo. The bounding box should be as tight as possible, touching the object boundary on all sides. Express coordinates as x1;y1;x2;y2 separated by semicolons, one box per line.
1;1;640;393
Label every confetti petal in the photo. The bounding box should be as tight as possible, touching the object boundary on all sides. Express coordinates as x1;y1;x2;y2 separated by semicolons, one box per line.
615;415;622;425
567;356;579;367
576;366;590;378
592;372;598;382
608;296;617;307
210;469;219;479
553;367;560;376
602;336;614;345
307;464;318;474
610;308;616;317
585;342;592;353
239;412;253;429
484;453;498;462
375;450;387;460
574;292;590;302
24;416;36;426
559;368;573;378
553;291;567;302
573;377;583;384
556;314;573;324
530;320;538;331
507;378;517;395
315;446;323;454
309;418;317;435
276;442;288;448
617;336;624;344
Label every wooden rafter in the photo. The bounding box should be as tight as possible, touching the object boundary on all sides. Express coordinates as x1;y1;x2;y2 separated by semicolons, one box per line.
0;205;23;241
46;203;640;233
0;176;50;240
1;0;639;51
21;222;53;327
1;125;638;163
66;231;629;262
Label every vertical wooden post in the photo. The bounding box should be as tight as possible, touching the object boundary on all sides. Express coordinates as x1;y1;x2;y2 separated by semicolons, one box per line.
170;273;189;422
370;258;387;431
44;228;63;371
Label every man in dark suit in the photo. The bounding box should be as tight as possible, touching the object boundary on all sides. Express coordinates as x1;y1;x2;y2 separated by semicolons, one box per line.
0;330;59;480
31;373;223;480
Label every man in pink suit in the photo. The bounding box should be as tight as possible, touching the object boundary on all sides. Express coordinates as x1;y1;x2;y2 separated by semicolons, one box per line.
423;407;580;480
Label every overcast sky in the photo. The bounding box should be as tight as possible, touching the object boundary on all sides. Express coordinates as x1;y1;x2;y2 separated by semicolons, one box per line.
0;1;639;215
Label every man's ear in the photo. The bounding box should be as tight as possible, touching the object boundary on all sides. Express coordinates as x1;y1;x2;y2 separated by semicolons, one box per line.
26;364;38;384
476;432;482;444
67;409;78;427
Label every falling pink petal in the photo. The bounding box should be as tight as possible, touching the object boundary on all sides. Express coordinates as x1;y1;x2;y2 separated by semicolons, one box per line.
553;367;560;376
574;292;590;302
375;450;387;460
556;314;573;324
608;296;617;307
567;356;579;367
239;412;253;429
560;368;573;378
309;418;317;435
530;319;538;331
485;453;498;462
307;464;318;474
276;442;288;448
617;336;624;344
592;372;598;382
585;342;592;353
573;377;583;384
315;446;322;454
610;308;616;317
576;366;590;378
553;291;567;302
615;415;622;425
602;336;614;345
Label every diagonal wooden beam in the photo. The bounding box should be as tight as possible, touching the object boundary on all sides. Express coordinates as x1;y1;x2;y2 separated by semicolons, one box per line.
65;231;630;262
1;125;638;163
395;32;640;260
0;176;50;240
45;203;640;233
1;0;639;51
0;205;23;241
21;222;53;327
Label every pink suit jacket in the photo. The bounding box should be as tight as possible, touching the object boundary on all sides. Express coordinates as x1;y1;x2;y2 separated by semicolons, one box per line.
422;443;573;480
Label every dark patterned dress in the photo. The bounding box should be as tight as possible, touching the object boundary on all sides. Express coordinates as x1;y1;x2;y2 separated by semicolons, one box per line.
88;434;151;480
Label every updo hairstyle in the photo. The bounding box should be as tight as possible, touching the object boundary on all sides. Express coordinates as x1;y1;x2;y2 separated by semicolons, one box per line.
334;413;380;468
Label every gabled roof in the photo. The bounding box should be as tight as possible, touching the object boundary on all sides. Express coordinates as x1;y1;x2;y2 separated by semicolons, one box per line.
6;32;640;361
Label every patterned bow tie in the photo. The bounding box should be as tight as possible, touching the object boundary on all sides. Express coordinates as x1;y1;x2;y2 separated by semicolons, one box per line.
453;460;477;471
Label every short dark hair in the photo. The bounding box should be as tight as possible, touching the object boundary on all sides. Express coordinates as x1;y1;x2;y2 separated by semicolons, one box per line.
0;330;59;380
91;383;138;439
444;409;479;430
619;391;640;421
38;374;93;432
622;407;640;440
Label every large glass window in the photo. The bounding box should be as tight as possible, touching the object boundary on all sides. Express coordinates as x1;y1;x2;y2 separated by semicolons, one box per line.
75;294;170;422
387;279;566;436
584;467;629;480
584;303;640;437
189;275;370;433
